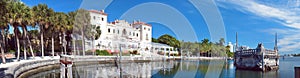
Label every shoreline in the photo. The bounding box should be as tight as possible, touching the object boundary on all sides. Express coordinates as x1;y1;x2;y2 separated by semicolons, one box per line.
0;55;226;78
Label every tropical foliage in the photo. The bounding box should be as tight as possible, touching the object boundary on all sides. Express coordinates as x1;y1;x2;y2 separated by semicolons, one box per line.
152;38;158;43
0;0;100;64
181;38;229;57
157;34;180;49
73;9;91;56
95;50;111;56
153;34;229;57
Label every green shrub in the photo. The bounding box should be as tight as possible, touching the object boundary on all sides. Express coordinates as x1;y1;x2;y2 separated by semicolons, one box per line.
9;50;15;53
133;50;138;54
96;50;111;56
128;51;133;54
122;53;131;56
227;52;234;57
129;50;139;55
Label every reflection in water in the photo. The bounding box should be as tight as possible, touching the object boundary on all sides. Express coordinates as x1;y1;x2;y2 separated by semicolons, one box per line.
27;57;299;78
235;69;278;78
60;63;73;78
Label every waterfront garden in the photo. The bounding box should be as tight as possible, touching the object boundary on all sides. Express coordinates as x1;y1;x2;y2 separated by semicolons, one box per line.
0;0;233;65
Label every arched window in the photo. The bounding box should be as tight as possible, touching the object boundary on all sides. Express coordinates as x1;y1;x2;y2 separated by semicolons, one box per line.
122;29;127;35
117;30;119;34
133;32;135;36
93;16;96;20
101;17;104;21
146;34;148;40
136;33;138;37
108;28;110;33
113;29;115;33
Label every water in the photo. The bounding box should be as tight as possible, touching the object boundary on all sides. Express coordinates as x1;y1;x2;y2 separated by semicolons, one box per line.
27;57;300;78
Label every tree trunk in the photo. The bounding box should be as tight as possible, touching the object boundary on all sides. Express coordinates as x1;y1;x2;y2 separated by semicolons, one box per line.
63;33;67;55
92;35;95;55
0;43;5;64
81;30;85;56
72;34;76;55
22;27;27;60
41;25;44;58
27;34;35;58
13;24;21;61
59;33;62;55
1;29;6;64
52;34;54;57
23;38;27;60
16;35;20;61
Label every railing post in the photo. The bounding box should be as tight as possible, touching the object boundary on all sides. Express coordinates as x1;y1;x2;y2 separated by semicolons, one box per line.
295;66;300;78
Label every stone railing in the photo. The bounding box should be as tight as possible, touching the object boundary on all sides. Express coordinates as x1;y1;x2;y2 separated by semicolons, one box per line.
235;49;277;56
0;57;60;78
235;49;257;56
13;59;59;77
0;55;167;78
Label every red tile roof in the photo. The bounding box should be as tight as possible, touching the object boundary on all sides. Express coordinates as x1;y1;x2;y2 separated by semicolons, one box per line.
133;21;152;27
111;21;119;24
89;10;108;16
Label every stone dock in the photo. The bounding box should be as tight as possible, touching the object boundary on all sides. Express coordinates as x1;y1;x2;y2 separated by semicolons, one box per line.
0;55;225;78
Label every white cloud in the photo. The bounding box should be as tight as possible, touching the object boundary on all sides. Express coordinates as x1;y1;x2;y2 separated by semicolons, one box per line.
216;0;300;53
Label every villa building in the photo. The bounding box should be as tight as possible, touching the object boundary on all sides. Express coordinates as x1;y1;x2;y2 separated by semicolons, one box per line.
87;10;177;55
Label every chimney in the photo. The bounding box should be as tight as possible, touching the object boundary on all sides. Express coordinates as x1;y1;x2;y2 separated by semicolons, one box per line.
101;10;104;13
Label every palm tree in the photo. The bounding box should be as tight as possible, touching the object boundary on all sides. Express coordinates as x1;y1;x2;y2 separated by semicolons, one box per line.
88;25;101;55
68;11;77;55
200;39;212;57
7;1;32;61
51;12;68;56
74;9;91;56
62;15;72;55
49;12;57;57
64;16;73;55
19;4;34;60
28;30;39;51
32;4;54;58
218;38;225;46
0;0;10;64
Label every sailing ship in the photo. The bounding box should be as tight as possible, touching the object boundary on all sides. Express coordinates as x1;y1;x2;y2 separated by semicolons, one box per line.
234;33;279;71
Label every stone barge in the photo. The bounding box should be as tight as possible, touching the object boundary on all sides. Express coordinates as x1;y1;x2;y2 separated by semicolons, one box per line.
234;33;279;71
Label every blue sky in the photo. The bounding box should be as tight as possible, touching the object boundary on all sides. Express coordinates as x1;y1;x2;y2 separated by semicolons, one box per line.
21;0;300;55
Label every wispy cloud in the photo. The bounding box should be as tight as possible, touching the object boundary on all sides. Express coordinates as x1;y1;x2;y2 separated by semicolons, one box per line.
216;0;300;53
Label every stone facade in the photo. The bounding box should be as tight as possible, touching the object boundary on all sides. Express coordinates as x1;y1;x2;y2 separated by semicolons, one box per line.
88;10;176;54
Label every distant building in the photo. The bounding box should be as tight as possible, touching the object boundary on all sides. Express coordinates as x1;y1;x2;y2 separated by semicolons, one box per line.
86;10;177;54
227;42;234;52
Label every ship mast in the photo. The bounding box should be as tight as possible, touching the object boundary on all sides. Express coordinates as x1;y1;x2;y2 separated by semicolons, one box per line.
235;32;238;52
274;33;278;52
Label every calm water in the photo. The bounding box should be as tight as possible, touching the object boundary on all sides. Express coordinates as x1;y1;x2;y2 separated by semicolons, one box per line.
27;57;300;78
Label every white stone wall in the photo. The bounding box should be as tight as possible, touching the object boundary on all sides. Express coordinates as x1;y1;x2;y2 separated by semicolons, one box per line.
88;10;175;54
89;10;108;49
